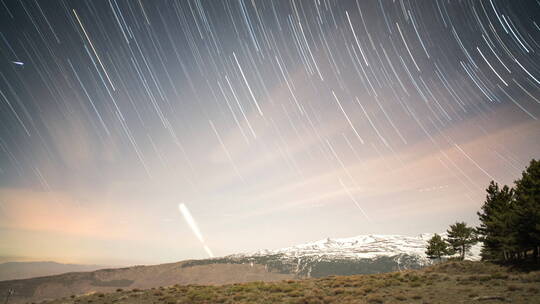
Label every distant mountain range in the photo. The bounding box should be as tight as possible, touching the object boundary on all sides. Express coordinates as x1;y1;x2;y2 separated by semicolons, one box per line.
0;234;481;303
0;261;106;281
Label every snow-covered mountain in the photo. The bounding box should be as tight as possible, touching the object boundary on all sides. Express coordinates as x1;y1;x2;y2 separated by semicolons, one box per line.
203;234;482;278
246;233;481;261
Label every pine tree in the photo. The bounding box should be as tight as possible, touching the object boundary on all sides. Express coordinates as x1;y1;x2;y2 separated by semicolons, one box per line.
476;181;515;261
425;234;451;261
513;159;540;261
446;222;477;260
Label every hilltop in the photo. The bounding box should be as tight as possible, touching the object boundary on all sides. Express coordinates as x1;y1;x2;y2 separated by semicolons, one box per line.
35;261;540;304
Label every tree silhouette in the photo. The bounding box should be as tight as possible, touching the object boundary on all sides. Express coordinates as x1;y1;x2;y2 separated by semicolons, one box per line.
426;234;452;261
476;181;515;261
513;159;540;261
446;222;477;260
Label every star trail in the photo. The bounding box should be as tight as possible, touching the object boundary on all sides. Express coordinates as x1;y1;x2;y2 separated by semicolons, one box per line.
0;0;539;264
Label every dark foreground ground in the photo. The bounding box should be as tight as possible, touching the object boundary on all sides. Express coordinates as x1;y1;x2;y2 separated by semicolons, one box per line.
39;261;540;304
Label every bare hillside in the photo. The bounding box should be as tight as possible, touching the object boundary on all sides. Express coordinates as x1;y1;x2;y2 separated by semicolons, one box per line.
0;261;292;304
0;262;105;281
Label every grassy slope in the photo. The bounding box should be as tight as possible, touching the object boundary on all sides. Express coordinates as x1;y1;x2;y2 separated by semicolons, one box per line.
41;261;540;304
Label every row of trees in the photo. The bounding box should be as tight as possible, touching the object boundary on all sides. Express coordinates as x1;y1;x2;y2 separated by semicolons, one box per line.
425;222;476;261
426;159;540;263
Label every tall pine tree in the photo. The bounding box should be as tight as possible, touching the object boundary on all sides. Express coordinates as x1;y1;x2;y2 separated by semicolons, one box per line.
513;159;540;261
476;181;515;261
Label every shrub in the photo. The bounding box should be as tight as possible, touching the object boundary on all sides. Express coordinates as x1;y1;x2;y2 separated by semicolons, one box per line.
520;272;540;283
232;294;244;301
507;285;522;291
296;297;322;304
363;287;374;293
467;275;478;281
394;295;407;301
490;272;509;279
288;290;304;297
410;281;422;287
322;296;334;303
366;294;384;303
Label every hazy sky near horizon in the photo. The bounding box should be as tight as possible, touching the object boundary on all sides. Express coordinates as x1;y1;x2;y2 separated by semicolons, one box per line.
0;0;539;265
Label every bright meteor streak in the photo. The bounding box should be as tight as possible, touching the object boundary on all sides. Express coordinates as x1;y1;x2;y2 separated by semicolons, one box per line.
203;245;214;258
179;203;204;242
179;203;214;257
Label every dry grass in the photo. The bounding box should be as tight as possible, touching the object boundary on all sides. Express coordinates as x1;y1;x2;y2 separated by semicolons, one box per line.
41;261;540;304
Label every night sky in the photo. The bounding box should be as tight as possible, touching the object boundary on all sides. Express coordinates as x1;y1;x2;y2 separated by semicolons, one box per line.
0;0;539;265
